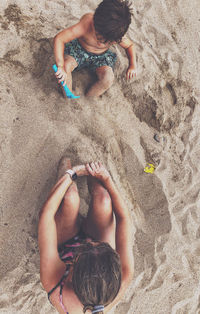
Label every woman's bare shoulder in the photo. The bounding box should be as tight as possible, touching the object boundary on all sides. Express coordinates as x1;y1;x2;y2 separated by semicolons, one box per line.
104;276;133;313
50;283;83;314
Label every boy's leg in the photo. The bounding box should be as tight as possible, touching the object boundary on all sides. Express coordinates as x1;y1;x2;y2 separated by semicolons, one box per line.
55;158;81;245
63;55;78;90
82;176;116;249
86;65;114;97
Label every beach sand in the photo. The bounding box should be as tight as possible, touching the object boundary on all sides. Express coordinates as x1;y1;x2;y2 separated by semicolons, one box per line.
0;0;200;313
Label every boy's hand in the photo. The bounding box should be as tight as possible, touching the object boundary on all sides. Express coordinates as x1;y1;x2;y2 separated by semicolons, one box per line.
55;66;67;85
86;162;111;182
126;65;137;80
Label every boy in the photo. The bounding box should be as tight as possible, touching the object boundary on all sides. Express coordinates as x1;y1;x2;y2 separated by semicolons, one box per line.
54;0;137;97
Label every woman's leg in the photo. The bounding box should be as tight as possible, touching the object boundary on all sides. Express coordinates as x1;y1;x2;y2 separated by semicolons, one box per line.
55;158;81;245
82;177;116;249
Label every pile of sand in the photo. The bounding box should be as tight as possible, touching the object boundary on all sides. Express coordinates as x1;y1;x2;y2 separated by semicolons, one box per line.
0;0;199;313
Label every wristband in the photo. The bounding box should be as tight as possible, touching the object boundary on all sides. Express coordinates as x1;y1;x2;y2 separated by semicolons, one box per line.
65;169;77;181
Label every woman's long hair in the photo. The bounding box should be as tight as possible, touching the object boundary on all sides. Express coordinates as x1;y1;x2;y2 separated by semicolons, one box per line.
72;241;122;313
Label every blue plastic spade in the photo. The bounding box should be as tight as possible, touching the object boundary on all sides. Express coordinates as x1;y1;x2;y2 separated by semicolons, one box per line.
52;64;80;99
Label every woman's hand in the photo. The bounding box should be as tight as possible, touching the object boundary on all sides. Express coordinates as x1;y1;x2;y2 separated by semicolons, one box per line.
72;165;89;177
86;162;111;182
55;66;67;85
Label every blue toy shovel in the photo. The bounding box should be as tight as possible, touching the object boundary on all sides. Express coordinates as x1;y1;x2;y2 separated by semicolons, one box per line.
52;64;80;99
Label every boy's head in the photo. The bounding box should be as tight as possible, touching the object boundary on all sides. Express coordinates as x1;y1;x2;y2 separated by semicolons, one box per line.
94;0;132;43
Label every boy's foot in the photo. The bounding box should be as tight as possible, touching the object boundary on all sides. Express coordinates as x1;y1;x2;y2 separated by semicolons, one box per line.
57;157;72;180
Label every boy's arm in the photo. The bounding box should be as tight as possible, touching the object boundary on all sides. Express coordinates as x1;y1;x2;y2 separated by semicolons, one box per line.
54;14;90;68
119;37;137;80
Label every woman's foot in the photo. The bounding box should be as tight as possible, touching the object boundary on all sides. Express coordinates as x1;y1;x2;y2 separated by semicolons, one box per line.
57;157;72;180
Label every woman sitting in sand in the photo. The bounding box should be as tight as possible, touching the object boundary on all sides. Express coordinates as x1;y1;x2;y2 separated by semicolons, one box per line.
38;158;134;314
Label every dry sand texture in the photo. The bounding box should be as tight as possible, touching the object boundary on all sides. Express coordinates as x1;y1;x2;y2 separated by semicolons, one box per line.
0;0;200;313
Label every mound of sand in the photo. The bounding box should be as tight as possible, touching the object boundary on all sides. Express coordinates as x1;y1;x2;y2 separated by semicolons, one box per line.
0;0;200;313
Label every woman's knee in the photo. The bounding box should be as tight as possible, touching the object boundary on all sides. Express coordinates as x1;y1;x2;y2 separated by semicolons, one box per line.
92;187;112;214
63;184;80;208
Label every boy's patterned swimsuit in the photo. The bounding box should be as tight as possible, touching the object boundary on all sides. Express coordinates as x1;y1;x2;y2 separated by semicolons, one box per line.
64;39;117;71
48;230;91;314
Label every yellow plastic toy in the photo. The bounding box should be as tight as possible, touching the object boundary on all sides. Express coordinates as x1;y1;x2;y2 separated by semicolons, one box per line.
144;163;155;174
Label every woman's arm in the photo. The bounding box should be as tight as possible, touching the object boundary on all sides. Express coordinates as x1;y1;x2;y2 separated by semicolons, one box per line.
38;165;88;291
86;162;134;283
104;176;134;282
38;173;73;291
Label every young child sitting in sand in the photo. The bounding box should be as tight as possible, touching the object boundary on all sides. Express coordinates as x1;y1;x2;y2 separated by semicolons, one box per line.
38;159;134;314
54;0;137;97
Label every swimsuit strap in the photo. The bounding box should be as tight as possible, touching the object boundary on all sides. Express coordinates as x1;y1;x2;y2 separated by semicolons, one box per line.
48;264;71;300
59;281;69;314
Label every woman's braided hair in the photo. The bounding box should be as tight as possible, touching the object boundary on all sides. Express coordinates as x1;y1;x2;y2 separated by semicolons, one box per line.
72;241;121;313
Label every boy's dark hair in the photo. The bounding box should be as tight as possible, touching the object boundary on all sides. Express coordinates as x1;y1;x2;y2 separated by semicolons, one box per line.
72;241;122;314
94;0;132;43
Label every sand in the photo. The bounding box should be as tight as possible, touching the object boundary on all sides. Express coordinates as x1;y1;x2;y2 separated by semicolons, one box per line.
0;0;200;313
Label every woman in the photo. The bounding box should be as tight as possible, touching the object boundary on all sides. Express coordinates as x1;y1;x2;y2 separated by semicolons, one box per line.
38;158;134;314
